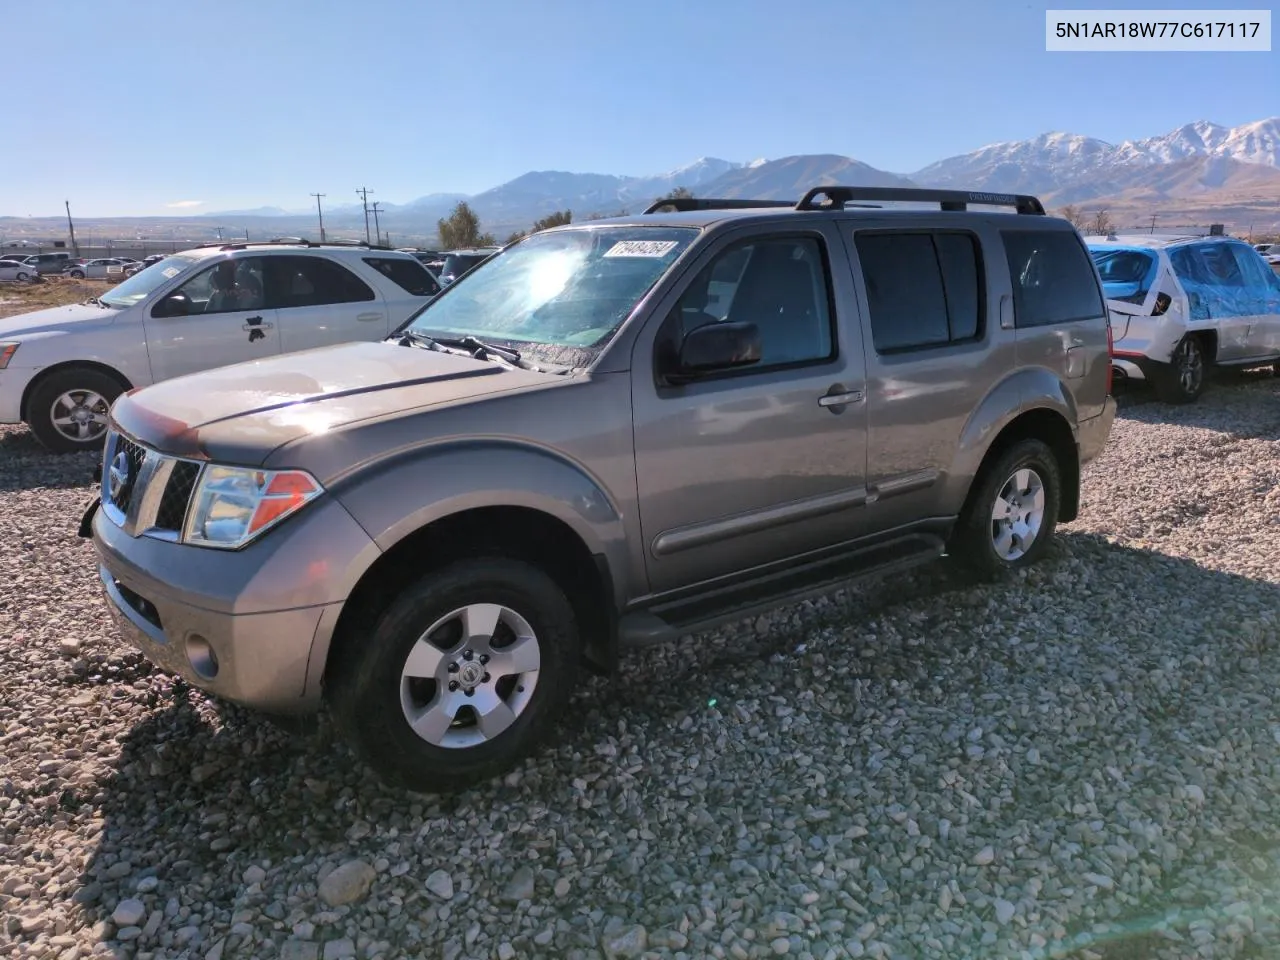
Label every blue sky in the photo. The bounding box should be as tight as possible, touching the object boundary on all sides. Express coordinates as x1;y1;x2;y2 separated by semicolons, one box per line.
4;0;1275;217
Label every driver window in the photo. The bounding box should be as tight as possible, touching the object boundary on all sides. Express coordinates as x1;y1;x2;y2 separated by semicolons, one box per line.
169;258;266;315
664;237;834;369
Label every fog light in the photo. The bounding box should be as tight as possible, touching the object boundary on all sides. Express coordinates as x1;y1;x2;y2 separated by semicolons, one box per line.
186;634;219;680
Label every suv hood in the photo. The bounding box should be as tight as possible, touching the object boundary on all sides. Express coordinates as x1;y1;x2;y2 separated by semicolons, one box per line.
0;301;121;339
110;340;564;464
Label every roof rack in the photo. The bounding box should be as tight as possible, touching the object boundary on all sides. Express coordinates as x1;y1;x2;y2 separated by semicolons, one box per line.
192;239;400;252
642;197;796;214
794;187;1046;215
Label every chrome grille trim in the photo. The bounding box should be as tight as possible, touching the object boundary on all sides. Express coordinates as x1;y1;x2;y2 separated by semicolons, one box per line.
100;429;206;541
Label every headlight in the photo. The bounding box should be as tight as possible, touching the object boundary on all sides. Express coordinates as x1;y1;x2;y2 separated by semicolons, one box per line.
0;343;19;369
184;465;323;549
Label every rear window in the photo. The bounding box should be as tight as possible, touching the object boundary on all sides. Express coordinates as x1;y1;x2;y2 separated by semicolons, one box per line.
1003;230;1105;327
1089;246;1159;304
363;256;441;297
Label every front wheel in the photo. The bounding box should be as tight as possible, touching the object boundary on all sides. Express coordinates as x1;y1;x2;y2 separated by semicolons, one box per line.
948;439;1062;580
26;367;124;453
1154;335;1207;404
69;270;85;279
16;271;29;282
328;558;581;793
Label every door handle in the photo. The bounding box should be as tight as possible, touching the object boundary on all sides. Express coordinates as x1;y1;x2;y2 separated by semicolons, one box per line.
818;389;864;408
357;312;384;322
241;320;273;330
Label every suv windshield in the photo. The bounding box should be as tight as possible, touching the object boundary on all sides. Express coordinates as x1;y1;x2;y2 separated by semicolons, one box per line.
100;255;199;307
405;227;698;352
1089;246;1158;304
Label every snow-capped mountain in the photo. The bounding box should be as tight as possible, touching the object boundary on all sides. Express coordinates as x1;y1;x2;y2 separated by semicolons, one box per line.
914;117;1280;195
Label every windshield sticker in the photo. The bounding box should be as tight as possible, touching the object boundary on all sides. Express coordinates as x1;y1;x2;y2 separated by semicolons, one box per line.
603;240;679;258
161;267;180;278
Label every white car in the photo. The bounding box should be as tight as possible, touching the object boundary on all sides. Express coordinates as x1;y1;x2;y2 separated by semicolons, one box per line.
1086;234;1280;403
0;242;443;451
68;258;132;280
0;259;35;282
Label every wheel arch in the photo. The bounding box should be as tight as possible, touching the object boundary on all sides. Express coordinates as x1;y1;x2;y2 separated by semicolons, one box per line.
322;504;620;702
20;360;133;423
960;406;1080;525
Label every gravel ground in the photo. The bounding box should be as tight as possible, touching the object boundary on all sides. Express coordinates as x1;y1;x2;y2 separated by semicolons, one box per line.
3;374;1280;960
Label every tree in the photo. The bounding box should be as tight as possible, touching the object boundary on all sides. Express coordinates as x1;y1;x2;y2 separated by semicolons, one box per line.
585;208;630;220
1058;204;1088;231
437;201;495;249
532;210;572;232
1086;208;1115;236
660;186;693;201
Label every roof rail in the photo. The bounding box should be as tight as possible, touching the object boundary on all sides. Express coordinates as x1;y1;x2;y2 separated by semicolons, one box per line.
206;239;399;252
794;186;1046;215
643;197;797;214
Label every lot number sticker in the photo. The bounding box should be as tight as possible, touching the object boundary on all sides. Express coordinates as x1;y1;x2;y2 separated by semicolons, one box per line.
603;240;679;258
161;267;181;278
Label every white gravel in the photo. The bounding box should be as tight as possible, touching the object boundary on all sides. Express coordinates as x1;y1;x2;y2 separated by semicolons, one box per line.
3;374;1280;960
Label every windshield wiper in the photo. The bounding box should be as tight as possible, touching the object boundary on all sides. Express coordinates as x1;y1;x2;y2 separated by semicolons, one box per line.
83;296;108;308
390;329;440;349
431;335;523;364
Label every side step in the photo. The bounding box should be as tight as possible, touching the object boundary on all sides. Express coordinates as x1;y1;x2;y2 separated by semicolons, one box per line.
618;533;946;649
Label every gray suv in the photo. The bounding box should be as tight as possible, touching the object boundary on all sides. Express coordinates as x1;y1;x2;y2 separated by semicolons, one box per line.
82;187;1116;793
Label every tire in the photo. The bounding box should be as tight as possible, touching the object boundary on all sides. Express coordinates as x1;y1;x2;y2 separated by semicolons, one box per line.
328;558;581;794
69;270;85;279
948;438;1062;580
26;367;124;453
1153;335;1207;404
16;271;28;282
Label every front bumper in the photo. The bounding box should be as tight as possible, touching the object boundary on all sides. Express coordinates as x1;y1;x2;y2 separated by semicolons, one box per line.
1078;394;1117;467
89;492;379;714
0;367;37;424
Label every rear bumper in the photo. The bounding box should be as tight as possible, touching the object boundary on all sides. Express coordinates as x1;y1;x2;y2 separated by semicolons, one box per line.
1078;395;1117;467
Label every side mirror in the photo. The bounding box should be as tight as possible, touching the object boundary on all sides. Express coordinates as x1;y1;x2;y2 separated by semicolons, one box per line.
668;320;761;383
154;292;190;318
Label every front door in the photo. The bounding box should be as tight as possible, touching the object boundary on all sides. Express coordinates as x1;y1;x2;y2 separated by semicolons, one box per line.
143;256;281;382
631;228;870;595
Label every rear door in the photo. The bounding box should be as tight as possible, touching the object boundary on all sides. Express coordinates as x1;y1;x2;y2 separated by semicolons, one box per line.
361;255;441;329
1226;242;1280;359
265;254;386;353
1001;226;1110;419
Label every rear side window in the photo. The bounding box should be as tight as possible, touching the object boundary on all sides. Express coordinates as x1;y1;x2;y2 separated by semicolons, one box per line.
363;256;441;297
266;255;376;308
1002;230;1105;327
854;231;983;353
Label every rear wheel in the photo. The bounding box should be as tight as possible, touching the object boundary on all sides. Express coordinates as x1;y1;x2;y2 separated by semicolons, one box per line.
26;367;123;453
328;558;581;793
1153;335;1207;404
949;439;1062;580
16;271;29;282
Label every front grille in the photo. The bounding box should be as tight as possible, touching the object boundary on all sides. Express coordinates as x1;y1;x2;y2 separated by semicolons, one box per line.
156;461;200;532
101;431;204;539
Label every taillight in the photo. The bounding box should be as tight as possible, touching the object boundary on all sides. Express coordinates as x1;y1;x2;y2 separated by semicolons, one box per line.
1105;320;1115;395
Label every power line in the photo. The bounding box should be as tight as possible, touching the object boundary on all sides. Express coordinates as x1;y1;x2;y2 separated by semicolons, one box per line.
356;187;374;244
311;193;327;242
369;202;383;245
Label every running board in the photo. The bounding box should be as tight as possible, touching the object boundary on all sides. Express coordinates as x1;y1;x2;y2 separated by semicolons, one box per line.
618;533;946;648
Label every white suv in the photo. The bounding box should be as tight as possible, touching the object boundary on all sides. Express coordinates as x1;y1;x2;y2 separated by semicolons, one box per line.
0;242;442;451
1086;234;1280;403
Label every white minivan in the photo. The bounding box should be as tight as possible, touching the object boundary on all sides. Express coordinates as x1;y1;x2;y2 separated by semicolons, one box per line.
0;242;442;451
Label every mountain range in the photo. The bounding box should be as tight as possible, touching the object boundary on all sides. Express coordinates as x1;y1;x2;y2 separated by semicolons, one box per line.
5;117;1278;244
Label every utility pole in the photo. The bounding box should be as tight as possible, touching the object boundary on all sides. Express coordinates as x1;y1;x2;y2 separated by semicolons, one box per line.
1149;214;1158;234
311;192;327;242
369;202;383;246
356;186;374;244
65;201;80;256
215;226;224;241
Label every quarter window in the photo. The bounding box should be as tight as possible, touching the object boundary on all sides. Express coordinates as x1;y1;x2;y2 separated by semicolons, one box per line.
1002;230;1105;327
363;256;441;297
854;231;983;352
